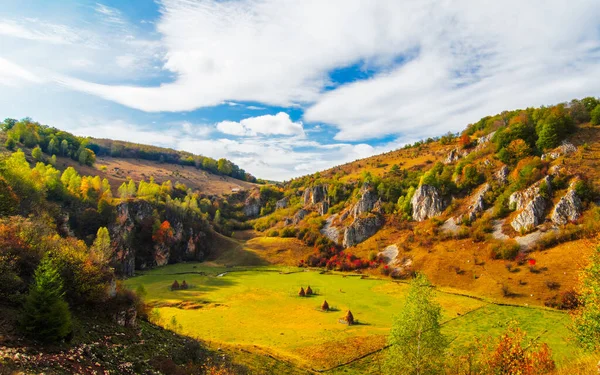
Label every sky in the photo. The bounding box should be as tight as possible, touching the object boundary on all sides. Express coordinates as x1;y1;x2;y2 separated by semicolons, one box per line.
1;1;599;181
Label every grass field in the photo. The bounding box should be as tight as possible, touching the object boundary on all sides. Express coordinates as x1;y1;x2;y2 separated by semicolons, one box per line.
125;263;583;373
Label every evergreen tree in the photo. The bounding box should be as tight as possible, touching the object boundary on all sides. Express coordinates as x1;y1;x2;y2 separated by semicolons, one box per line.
385;273;448;374
48;138;58;155
60;139;69;156
20;258;72;343
127;179;136;197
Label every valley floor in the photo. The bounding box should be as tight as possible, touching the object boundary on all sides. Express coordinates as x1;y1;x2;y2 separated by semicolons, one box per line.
125;262;587;374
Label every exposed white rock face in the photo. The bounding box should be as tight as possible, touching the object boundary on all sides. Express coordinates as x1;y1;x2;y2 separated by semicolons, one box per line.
276;197;288;210
352;183;379;217
474;131;496;152
317;201;329;216
455;183;490;223
243;195;261;217
321;214;340;244
542;141;577;161
495;165;509;185
411;185;445;222
551;190;582;225
511;196;548;232
303;185;328;206
444;148;468;164
509;176;552;211
343;215;383;248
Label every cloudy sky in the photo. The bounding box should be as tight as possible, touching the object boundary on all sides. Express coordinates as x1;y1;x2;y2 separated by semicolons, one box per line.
1;0;599;180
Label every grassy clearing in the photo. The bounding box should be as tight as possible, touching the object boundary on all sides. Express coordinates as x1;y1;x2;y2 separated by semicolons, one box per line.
125;263;580;373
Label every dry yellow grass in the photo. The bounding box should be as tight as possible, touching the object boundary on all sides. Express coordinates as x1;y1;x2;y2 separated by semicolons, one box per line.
54;155;256;195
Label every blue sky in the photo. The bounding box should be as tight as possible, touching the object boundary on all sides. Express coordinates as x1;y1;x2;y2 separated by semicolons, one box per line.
1;0;600;180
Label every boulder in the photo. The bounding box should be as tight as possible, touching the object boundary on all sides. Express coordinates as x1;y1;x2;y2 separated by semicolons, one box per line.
509;176;552;211
411;185;445;222
352;183;379;217
444;148;466;164
551;190;582;225
474;131;496;152
343;215;383;248
511;195;547;232
275;197;289;210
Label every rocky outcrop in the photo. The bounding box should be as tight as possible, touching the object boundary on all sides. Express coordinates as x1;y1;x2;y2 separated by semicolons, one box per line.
509;176;552;211
551;189;582;225
303;185;328;206
474;131;496;152
495;165;509;185
293;209;308;224
455;183;490;223
542;141;577;161
110;200;211;276
317;201;329;216
276;197;289;210
411;185;445;222
243;195;262;217
511;195;548;232
343;215;383;248
352;183;379;217
321;214;340;244
444;148;468;164
114;307;137;328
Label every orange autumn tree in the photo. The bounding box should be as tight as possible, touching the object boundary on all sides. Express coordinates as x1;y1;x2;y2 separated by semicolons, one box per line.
153;220;174;244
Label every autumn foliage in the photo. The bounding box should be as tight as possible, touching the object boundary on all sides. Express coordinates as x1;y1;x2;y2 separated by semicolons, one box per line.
153;220;174;244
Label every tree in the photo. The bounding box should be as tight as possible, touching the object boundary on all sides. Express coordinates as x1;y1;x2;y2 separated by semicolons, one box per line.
32;146;43;161
91;227;112;264
60;139;69;156
217;158;233;175
5;137;16;150
591;105;600;126
573;246;600;351
386;273;448;374
48;138;58;155
20;258;72;343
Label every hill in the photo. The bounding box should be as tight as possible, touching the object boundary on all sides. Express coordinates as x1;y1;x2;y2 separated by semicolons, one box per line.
240;98;600;308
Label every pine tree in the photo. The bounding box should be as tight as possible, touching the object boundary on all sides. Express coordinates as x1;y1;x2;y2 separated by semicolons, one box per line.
20;258;72;343
385;273;448;374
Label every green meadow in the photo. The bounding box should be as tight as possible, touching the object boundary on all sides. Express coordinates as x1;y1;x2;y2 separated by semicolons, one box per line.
125;263;582;372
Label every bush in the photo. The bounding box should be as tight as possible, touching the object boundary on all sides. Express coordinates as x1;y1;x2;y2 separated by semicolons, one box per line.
489;240;520;260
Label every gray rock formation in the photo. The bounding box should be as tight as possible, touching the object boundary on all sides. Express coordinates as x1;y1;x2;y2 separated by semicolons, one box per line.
474;131;496;152
444;148;467;164
411;185;445;222
352;183;379;217
455;183;490;223
343;215;383;248
303;185;328;206
509;176;552;211
511;195;548;232
495;165;509;185
542;141;577;161
243;195;262;217
317;201;329;215
551;189;582;225
276;197;289;210
321;214;340;244
293;209;308;224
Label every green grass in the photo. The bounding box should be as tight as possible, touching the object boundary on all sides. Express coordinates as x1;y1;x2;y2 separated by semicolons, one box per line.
125;263;580;373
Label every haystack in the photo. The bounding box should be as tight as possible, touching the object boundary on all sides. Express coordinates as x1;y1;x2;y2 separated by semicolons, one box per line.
306;286;313;295
171;280;180;290
345;310;354;325
181;280;189;290
321;300;330;311
299;287;306;297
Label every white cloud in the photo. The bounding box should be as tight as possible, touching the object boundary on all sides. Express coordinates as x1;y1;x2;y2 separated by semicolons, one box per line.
0;57;43;87
216;112;304;137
